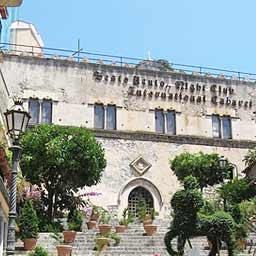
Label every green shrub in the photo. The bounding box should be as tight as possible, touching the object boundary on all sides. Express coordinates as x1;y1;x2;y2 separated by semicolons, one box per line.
239;199;256;219
28;246;48;256
119;208;133;226
19;200;39;240
199;211;235;237
218;178;256;205
170;152;231;190
137;198;147;221
67;210;83;231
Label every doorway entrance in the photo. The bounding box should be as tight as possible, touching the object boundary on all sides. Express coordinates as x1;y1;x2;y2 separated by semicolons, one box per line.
128;186;153;217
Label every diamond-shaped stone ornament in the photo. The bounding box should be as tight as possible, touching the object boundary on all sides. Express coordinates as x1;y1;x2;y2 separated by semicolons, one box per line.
130;156;152;176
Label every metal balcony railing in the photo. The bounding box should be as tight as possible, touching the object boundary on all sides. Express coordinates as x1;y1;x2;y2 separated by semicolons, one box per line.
1;42;256;81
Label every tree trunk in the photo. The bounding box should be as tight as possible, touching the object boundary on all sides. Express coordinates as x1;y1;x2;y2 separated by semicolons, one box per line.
47;191;54;222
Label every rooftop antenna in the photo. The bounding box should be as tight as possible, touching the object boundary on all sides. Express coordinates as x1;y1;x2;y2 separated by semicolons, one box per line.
70;38;83;62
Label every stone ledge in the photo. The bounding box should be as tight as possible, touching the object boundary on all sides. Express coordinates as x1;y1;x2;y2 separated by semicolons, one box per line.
3;53;256;86
89;129;256;149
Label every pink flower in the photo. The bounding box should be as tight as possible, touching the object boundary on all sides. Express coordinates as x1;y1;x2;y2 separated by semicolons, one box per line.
80;191;102;197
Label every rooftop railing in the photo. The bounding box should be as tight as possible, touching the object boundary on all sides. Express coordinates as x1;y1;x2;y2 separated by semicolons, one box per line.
1;42;256;81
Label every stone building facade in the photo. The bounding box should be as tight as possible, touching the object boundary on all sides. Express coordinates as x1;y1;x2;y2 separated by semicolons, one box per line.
1;53;256;218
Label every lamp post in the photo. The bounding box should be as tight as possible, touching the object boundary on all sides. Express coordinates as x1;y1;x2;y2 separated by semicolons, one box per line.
4;99;30;255
219;156;238;179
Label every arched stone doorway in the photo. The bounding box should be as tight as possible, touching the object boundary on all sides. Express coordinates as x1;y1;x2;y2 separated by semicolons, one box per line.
128;186;153;217
117;177;163;218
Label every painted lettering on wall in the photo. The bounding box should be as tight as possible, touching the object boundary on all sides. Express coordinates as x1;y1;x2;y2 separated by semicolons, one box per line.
93;71;253;109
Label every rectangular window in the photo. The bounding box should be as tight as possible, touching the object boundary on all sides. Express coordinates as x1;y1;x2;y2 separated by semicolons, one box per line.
28;99;40;124
166;110;176;135
94;104;104;129
212;115;221;138
155;109;165;133
41;100;52;124
106;105;116;130
222;116;232;139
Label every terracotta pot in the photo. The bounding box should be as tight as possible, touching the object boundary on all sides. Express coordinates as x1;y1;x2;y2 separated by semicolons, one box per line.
99;224;111;236
0;148;5;160
143;219;152;227
87;220;97;230
23;238;37;251
115;225;126;233
63;230;76;243
56;245;72;256
95;237;110;251
237;239;246;251
144;224;157;236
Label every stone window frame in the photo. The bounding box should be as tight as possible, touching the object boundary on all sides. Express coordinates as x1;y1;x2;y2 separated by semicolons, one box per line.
153;108;178;135
28;97;53;125
91;102;121;130
211;114;233;139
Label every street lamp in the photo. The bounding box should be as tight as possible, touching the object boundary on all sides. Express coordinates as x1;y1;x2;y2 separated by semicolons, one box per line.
4;99;30;255
219;156;238;179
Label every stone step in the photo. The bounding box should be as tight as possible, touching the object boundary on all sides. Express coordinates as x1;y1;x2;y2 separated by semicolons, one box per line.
14;226;256;256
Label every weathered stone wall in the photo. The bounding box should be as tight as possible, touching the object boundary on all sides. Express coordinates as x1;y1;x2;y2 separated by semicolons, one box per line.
1;54;256;217
1;54;256;140
84;135;248;218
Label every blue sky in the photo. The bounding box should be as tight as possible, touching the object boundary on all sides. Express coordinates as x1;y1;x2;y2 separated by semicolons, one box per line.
13;0;256;73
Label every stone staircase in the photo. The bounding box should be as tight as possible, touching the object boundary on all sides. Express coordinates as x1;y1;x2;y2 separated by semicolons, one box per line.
14;220;256;256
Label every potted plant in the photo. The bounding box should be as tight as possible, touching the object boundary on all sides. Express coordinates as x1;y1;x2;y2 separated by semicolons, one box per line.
28;246;48;256
235;223;248;251
143;208;158;236
86;205;103;230
63;209;83;243
115;208;133;233
95;231;121;252
19;200;39;251
52;232;72;256
98;209;111;236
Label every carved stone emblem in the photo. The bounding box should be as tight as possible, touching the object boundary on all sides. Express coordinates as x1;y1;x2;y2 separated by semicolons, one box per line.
130;156;152;176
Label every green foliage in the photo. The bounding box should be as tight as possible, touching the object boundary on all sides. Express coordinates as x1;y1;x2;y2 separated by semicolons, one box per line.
199;211;235;238
137;198;147;221
244;147;256;166
20;124;106;223
239;199;256;219
156;59;173;71
200;199;222;215
119;208;133;226
28;246;48;256
171;187;204;235
170;152;230;189
96;231;121;246
51;231;64;245
108;232;121;246
67;210;83;231
99;209;111;224
19;200;39;240
165;173;235;256
218;178;256;205
183;175;199;190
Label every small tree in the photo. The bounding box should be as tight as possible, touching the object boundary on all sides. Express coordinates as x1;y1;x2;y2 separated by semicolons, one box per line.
170;152;231;190
20;124;106;223
19;200;39;240
218;178;256;205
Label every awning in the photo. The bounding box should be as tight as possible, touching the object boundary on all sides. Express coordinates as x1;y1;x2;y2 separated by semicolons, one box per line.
0;0;23;7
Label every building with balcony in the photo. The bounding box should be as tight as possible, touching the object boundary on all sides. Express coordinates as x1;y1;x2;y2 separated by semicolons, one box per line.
0;65;10;256
0;47;256;218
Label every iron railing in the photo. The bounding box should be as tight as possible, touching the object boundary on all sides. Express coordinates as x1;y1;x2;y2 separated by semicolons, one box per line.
1;42;256;81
